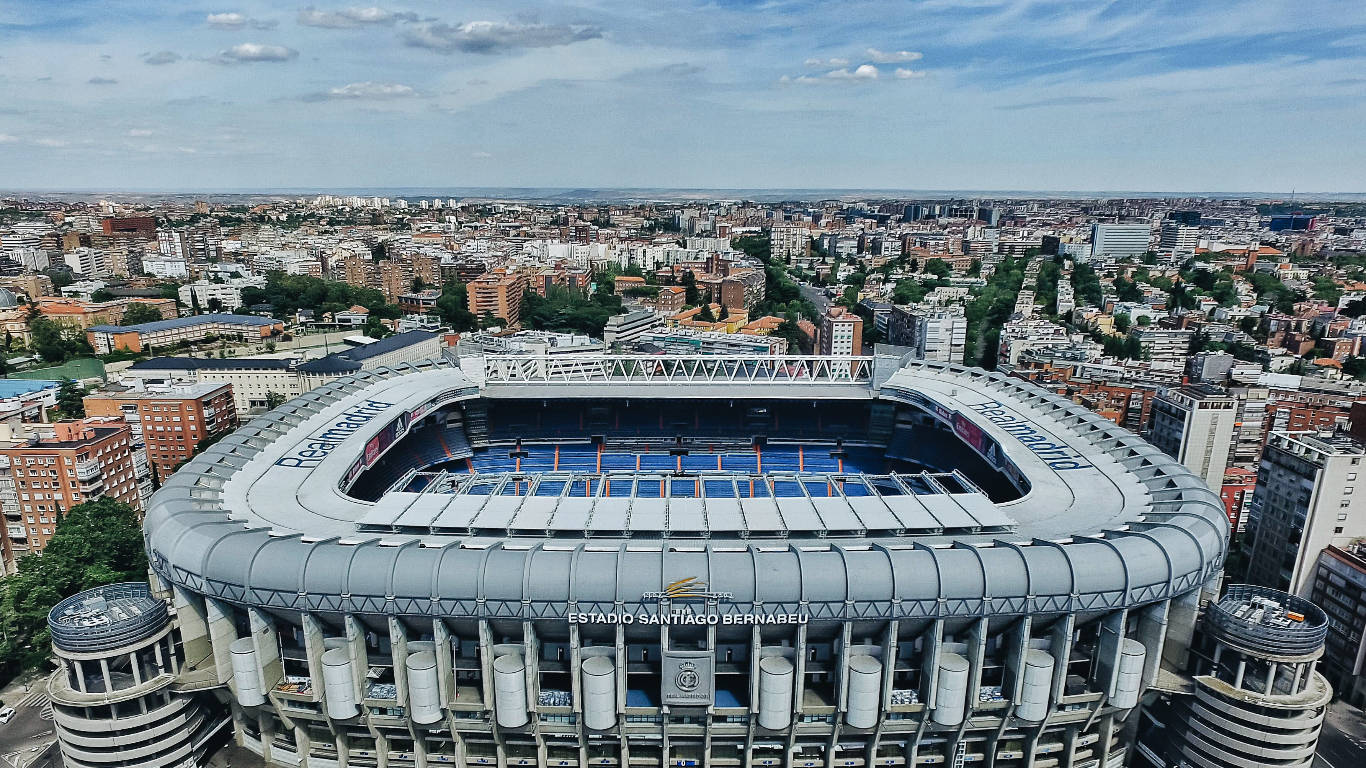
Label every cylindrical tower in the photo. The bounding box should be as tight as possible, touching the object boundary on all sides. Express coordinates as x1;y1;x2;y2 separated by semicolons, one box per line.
1175;585;1331;768
46;583;227;768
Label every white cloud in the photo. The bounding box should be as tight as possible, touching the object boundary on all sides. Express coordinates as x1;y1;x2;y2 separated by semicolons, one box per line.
0;134;18;143
866;48;923;63
471;151;493;159
303;81;418;101
207;12;276;30
35;138;68;147
827;64;879;81
298;6;413;28
404;21;603;54
805;57;850;68
217;43;298;63
88;76;118;85
127;129;154;137
894;68;926;79
142;50;181;65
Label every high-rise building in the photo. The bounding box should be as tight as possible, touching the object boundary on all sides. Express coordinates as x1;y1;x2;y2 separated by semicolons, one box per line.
1245;430;1366;594
1135;584;1331;768
83;382;238;484
887;306;966;363
769;225;811;264
1090;223;1151;261
1146;385;1237;492
467;271;528;325
1159;221;1200;254
818;306;862;355
1307;543;1366;707
0;419;146;572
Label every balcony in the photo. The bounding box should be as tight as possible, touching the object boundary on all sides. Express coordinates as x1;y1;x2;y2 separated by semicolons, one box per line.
75;461;102;482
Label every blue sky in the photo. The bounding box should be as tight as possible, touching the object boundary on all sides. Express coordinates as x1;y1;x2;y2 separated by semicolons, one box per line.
1;0;1364;192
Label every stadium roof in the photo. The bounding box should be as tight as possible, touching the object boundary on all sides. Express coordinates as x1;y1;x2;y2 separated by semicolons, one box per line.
143;354;1228;622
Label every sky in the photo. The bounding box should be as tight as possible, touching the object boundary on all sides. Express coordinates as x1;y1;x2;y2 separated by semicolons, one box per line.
1;0;1365;193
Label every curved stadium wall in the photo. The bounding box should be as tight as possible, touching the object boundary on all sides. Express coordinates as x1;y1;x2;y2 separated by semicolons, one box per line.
128;353;1227;768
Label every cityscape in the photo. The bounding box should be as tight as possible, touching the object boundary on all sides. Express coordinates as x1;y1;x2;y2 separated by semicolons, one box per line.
4;3;1366;768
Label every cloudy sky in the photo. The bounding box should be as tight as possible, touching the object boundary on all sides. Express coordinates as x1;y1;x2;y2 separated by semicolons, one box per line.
1;0;1364;193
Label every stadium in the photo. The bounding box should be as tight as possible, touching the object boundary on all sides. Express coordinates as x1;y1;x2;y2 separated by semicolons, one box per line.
90;352;1226;768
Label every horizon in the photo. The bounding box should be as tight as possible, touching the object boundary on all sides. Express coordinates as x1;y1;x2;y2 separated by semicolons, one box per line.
2;1;1365;192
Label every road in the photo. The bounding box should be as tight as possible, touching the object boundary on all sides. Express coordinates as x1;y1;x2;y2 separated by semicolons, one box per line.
0;684;55;768
799;282;832;315
1315;700;1366;768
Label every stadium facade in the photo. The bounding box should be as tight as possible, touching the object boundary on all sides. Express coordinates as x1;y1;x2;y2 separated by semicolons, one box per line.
65;353;1231;768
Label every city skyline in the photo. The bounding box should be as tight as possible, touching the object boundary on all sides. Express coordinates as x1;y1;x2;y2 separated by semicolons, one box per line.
2;0;1365;192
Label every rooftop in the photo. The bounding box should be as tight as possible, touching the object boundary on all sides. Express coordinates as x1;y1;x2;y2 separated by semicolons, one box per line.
88;313;281;334
298;330;438;374
47;582;170;653
129;356;298;372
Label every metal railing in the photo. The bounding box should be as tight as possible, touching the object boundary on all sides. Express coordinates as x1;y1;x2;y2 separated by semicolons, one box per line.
1206;583;1328;657
483;355;874;385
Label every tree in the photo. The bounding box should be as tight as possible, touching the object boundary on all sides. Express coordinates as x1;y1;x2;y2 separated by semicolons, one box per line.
28;317;70;363
55;379;86;419
89;289;115;303
120;303;165;326
189;290;202;315
436;281;477;332
697;304;716;323
0;499;147;679
1113;312;1131;334
265;391;288;409
924;258;952;279
682;270;700;306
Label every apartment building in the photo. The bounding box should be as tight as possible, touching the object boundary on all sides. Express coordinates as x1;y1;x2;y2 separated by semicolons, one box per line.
1307;543;1366;707
1146;384;1237;492
887;306;966;363
818;306;863;356
83;382;238;483
1246;430;1366;595
467;271;527;325
770;225;811;264
0;419;146;572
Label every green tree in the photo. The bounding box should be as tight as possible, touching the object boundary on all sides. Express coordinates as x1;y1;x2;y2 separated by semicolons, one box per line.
29;317;70;363
121;303;166;326
924;258;952;279
682;271;700;306
0;499;147;679
55;379;87;419
1114;312;1131;334
436;281;478;332
698;304;716;323
265;391;288;409
89;289;115;303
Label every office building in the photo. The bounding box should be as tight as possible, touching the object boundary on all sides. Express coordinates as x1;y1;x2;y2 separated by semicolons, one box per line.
1245;430;1366;595
602;309;662;347
1146;385;1237;492
1158;222;1200;255
1090;223;1151;261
